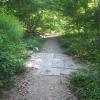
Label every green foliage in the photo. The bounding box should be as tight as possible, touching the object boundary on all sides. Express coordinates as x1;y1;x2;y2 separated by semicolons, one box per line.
25;36;44;50
70;67;100;100
59;33;100;100
0;1;100;100
34;10;66;33
0;0;68;34
59;34;100;63
0;12;24;41
0;12;27;87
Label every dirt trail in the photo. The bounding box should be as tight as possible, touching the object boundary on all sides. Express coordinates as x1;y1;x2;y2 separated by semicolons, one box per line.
1;37;80;100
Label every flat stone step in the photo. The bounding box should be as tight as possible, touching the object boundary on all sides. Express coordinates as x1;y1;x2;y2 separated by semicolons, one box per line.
26;53;80;76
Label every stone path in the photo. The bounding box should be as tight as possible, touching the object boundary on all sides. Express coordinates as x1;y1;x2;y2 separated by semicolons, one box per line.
0;37;80;100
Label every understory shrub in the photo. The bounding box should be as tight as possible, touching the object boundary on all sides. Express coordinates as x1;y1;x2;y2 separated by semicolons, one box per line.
70;66;100;100
59;33;100;100
0;12;27;87
25;36;44;50
59;34;100;63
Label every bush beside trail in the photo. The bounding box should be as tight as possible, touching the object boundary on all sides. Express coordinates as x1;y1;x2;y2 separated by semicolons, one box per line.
0;12;27;87
59;33;100;100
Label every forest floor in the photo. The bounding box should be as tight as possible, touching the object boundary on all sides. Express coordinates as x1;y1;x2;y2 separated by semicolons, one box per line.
1;37;81;100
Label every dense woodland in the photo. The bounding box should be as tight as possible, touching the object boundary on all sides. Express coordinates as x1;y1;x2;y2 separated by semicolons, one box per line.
0;0;100;100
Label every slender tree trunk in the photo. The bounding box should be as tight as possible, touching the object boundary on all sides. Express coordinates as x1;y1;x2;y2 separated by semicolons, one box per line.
95;19;99;36
76;16;80;33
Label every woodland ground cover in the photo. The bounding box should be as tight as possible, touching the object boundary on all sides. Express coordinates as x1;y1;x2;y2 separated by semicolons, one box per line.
59;33;100;100
0;11;27;87
25;36;44;50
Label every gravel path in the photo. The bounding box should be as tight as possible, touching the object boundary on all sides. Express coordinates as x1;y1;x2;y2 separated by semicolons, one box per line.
0;37;80;100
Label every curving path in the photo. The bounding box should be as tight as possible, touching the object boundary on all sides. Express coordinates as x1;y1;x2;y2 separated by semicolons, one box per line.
1;37;80;100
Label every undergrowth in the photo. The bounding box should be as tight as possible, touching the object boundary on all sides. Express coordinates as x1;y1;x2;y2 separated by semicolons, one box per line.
24;36;44;51
0;12;27;87
59;33;100;100
0;11;44;89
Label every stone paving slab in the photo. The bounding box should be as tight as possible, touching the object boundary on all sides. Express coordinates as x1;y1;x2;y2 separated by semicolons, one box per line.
26;53;80;76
